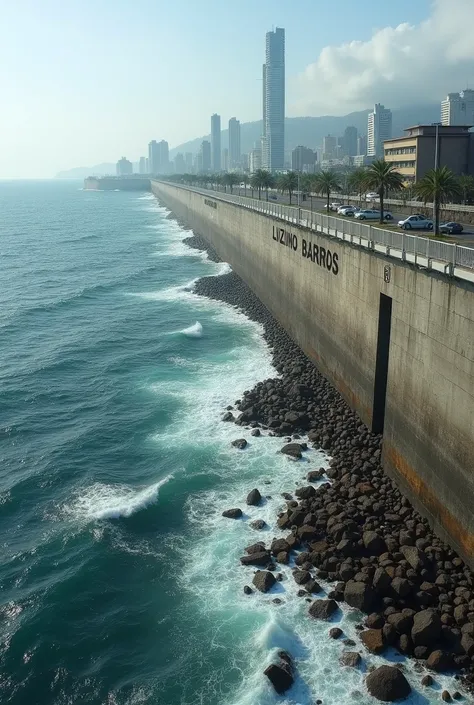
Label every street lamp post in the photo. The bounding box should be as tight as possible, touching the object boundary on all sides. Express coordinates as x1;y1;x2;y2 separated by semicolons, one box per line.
432;122;442;227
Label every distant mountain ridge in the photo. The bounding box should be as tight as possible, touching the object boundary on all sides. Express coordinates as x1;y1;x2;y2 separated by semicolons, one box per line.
56;104;440;177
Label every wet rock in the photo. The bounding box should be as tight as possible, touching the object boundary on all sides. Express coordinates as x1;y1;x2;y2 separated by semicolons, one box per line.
442;691;452;702
365;666;411;701
281;443;303;459
246;488;262;506
361;629;385;654
222;411;235;421
295;485;316;500
307;469;325;482
264;661;293;695
222;508;242;519
251;428;261;437
421;674;433;687
305;579;322;594
329;627;343;639
243;585;253;595
293;570;311;585
245;542;266;554
231;438;247;450
240;551;271;567
250;519;266;530
252;570;276;593
308;599;339;620
340;652;361;668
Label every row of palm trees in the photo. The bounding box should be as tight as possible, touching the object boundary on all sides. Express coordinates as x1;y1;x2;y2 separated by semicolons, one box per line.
167;162;472;234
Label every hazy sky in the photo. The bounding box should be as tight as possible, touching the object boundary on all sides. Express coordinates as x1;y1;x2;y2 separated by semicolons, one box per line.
1;0;473;177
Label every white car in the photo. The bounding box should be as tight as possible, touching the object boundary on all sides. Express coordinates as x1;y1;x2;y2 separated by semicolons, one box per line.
338;206;360;216
329;202;342;211
354;209;393;221
365;192;379;200
398;214;433;230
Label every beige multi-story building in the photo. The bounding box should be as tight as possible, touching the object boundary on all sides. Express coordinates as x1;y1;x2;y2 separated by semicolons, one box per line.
384;124;474;183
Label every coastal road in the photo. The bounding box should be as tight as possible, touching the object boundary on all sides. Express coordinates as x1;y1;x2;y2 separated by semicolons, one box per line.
230;189;474;246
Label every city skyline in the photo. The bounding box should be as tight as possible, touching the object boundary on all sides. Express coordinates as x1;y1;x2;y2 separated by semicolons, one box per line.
2;0;474;177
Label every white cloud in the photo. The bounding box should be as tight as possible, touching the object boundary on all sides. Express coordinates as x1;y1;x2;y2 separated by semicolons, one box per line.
291;0;474;115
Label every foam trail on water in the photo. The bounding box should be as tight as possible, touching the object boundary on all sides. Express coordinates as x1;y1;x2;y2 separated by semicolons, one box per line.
67;475;173;521
216;262;232;275
180;321;203;337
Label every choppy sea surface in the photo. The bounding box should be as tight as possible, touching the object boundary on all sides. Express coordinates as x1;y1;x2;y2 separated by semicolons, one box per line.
0;180;456;704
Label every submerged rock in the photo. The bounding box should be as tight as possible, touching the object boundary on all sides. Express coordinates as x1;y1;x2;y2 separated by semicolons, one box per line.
231;438;247;450
222;508;242;519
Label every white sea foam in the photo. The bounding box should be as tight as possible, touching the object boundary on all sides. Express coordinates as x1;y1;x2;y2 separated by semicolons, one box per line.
67;475;173;521
180;321;203;337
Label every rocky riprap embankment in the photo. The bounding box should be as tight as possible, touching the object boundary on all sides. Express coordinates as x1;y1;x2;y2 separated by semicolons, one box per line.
182;231;474;698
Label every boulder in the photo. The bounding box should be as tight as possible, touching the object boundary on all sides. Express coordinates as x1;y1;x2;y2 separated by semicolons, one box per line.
281;443;303;459
222;411;235;421
373;568;392;594
251;428;261;437
245;541;266;554
390;577;412;598
222;508;242;519
400;545;429;572
421;674;433;687
243;585;253;595
271;538;290;555
295;485;316;500
411;610;441;646
441;691;452;703
250;519;266;530
426;650;453;672
240;552;271;567
361;629;385;654
461;633;474;657
246;488;262;506
264;662;293;695
363;531;387;555
231;438;247;450
388;612;414;636
307;469;325;482
252;570;276;593
329;627;343;639
340;652;361;667
366;666;411;702
293;570;311;585
344;581;375;613
305;579;322;594
308;599;339;620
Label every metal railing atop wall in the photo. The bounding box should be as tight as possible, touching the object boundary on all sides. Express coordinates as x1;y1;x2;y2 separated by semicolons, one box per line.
155;182;474;279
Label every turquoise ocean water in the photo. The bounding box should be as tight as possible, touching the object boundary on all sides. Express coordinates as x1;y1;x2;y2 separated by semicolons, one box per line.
0;181;455;705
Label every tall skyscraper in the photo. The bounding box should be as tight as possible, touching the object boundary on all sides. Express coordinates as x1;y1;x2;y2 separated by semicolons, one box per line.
291;146;316;172
441;90;474;126
367;104;392;157
148;140;159;174
139;156;147;174
116;157;133;175
357;135;368;156
174;153;186;173
322;134;336;160
343;126;358;157
222;148;229;172
200;140;211;172
262;27;285;170
211;114;221;172
228;117;241;169
158;140;169;174
185;152;193;172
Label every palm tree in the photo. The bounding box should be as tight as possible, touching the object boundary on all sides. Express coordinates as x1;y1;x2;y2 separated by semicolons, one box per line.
314;170;342;212
414;167;461;235
348;168;368;206
457;174;474;205
301;174;317;211
223;173;239;194
277;171;298;204
362;159;404;224
250;169;272;200
261;170;274;200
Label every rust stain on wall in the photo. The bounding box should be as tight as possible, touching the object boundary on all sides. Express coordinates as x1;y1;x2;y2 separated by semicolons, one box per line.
385;444;474;559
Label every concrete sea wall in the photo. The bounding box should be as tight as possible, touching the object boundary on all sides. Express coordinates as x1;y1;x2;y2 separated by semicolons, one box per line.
151;180;474;566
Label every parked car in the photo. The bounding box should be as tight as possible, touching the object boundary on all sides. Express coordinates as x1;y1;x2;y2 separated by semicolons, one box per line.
398;214;433;230
439;221;463;234
329;202;342;211
338;206;360;216
365;192;379;200
354;209;393;221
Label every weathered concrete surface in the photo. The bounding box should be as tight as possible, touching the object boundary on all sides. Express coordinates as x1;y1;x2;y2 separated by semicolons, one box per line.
151;180;474;566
